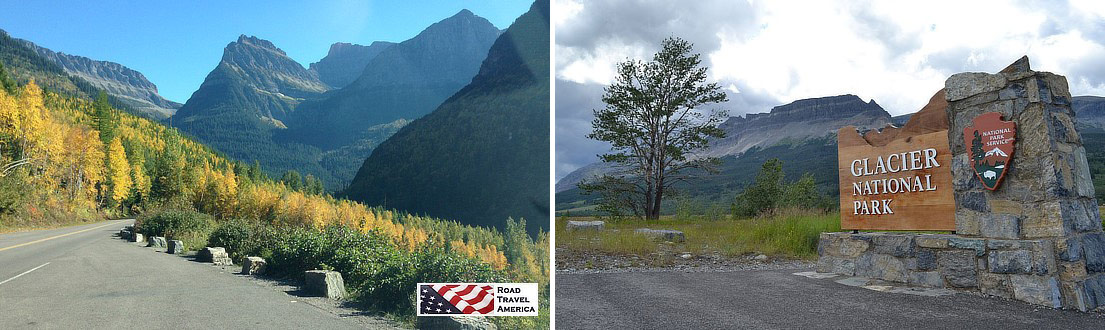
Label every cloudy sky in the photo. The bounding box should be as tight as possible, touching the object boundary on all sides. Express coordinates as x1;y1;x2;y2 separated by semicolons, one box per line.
554;0;1105;180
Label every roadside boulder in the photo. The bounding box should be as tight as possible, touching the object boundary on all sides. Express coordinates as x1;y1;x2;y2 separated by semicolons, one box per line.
241;257;267;275
167;240;184;254
198;247;233;266
305;270;346;299
147;236;167;248
635;228;686;242
566;220;605;231
130;233;144;243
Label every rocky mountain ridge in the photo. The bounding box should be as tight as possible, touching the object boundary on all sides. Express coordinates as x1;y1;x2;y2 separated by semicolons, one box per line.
345;0;550;236
556;94;894;192
308;41;394;89
3;29;180;119
284;9;502;149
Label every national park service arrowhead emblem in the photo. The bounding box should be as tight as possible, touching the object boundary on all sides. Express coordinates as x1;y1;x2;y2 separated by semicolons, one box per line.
964;112;1016;190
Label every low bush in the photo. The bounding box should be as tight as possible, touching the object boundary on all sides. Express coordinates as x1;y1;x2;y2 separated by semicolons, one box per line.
207;219;260;261
136;209;215;250
359;245;503;315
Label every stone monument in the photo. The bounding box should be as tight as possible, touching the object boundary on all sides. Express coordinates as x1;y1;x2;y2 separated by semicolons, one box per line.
818;57;1105;311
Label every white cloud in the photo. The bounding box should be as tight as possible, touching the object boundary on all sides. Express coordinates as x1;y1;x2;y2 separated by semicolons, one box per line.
557;0;1105;115
555;0;1105;179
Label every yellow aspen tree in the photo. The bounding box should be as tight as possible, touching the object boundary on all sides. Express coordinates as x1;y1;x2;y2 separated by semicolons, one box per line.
106;137;131;204
131;161;149;200
16;82;46;160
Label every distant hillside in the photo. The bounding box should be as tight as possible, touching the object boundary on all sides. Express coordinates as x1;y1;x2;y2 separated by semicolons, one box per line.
346;0;550;237
557;94;1105;215
556;94;892;192
0;29;177;119
308;41;394;89
170;35;338;186
25;41;181;119
283;10;501;150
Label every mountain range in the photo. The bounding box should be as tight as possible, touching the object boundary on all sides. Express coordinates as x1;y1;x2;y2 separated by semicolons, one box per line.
169;10;502;189
556;93;1105;214
345;0;551;236
282;9;501;150
0;29;179;119
556;94;893;193
1;3;550;236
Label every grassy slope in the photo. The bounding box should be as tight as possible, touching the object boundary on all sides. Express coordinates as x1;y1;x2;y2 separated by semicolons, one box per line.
556;211;841;262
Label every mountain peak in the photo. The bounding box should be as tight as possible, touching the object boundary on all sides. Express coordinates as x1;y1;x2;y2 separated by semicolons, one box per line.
453;9;475;18
231;35;283;55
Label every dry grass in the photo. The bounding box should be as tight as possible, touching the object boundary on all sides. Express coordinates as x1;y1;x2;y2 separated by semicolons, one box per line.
556;209;841;260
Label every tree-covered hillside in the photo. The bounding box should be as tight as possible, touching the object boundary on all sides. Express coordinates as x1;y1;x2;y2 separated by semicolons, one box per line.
345;0;550;237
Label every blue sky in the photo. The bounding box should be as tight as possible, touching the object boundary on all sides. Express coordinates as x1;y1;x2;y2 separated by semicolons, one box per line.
0;0;532;102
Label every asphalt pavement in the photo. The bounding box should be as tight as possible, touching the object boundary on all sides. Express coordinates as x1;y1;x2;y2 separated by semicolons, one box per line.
556;269;1105;329
0;219;369;329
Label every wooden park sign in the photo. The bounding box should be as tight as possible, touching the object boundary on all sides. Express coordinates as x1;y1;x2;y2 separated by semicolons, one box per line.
837;90;956;231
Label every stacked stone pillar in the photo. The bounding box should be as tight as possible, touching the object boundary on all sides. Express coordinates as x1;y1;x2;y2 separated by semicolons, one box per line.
817;57;1105;311
943;57;1105;311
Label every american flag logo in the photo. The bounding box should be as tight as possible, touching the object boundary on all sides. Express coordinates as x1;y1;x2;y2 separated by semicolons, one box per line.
419;284;495;315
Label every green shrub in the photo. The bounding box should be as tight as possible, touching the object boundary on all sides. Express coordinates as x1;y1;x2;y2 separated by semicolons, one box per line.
136;209;215;251
358;245;503;315
207;219;257;260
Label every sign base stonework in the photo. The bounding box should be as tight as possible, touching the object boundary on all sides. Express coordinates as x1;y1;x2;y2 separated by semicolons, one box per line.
817;56;1105;311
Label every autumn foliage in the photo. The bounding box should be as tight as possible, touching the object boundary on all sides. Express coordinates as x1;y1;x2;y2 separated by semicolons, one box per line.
0;81;547;283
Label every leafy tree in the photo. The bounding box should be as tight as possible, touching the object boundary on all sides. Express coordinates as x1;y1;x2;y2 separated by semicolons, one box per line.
583;37;728;220
733;158;784;217
783;172;824;210
93;91;115;145
0;62;15;94
106;137;131;206
304;174;324;195
280;170;302;191
150;133;187;203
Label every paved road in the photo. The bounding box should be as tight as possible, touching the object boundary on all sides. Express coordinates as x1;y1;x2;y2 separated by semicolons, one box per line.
556;269;1105;329
0;219;369;329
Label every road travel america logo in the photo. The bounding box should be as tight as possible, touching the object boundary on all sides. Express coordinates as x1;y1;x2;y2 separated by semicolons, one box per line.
417;283;538;316
964;112;1016;190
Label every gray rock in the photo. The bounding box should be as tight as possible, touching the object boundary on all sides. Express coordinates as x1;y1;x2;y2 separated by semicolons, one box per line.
914;235;950;249
198;247;229;262
946;72;1006;101
908;271;944;288
1010;275;1062;308
979;214;1021;239
241;256;267;275
939;250;978;288
988;250;1033;274
130;233;144;243
197;247;233;265
634;228;685;242
416;315;497;330
1084;274;1105;310
979;273;1014;299
948;238;986;257
754;254;768;261
1083;233;1105;273
1056;237;1083;262
817;256;856;276
167;240;184;254
566;220;605;231
305;270;346;300
916;249;937;271
871;235;913;257
147;236;167;248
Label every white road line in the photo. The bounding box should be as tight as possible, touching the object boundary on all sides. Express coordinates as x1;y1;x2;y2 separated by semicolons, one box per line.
0;262;50;286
